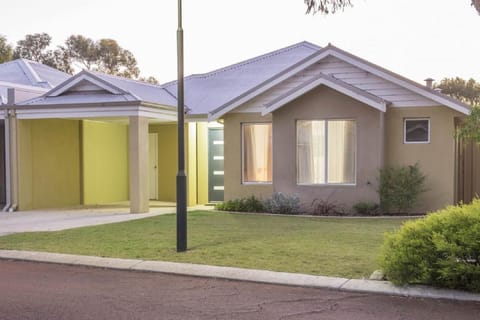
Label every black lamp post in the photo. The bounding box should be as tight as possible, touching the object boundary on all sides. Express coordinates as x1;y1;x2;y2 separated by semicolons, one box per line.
176;0;187;252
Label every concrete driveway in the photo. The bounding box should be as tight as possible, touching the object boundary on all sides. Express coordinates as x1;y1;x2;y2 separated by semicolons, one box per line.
0;204;212;236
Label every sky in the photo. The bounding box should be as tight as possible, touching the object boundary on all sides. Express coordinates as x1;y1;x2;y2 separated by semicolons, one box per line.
1;0;479;85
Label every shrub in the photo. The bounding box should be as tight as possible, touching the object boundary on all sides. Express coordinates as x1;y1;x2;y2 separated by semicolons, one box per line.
352;201;380;216
379;200;480;292
378;163;427;213
311;198;344;216
215;195;264;212
263;192;301;215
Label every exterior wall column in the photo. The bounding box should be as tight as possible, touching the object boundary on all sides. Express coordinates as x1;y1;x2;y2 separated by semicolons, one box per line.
9;112;19;210
379;110;386;168
129;116;149;213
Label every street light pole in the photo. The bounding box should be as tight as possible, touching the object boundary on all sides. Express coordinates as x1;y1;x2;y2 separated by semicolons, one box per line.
176;0;187;252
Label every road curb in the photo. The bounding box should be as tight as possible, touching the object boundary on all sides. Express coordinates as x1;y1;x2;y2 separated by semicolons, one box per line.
1;249;479;302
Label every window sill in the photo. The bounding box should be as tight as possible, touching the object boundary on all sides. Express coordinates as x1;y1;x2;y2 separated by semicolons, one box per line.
242;182;272;185
297;183;356;187
403;141;430;144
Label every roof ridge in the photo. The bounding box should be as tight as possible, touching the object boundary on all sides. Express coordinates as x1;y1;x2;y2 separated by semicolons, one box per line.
89;70;164;89
161;41;321;88
196;41;322;80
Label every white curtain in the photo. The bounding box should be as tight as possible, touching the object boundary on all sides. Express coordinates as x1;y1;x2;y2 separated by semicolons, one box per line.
297;120;355;184
297;120;325;184
243;123;272;182
327;120;355;184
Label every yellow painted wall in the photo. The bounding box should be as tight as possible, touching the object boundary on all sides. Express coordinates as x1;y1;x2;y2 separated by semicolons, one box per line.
82;120;129;204
149;122;209;206
187;123;197;206
196;122;209;204
18;119;81;210
149;124;177;202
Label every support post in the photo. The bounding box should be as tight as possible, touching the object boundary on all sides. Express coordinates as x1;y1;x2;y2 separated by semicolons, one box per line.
129;116;149;213
176;0;187;252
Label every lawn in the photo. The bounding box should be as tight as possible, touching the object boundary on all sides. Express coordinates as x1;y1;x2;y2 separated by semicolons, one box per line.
0;211;409;278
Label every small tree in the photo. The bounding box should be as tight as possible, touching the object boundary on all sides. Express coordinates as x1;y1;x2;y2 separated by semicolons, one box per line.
378;163;427;213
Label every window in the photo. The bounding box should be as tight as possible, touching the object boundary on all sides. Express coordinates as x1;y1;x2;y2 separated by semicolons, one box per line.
242;123;272;183
404;118;430;143
297;120;356;185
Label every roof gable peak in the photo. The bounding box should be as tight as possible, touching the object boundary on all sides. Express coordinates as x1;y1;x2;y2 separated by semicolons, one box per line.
45;70;132;98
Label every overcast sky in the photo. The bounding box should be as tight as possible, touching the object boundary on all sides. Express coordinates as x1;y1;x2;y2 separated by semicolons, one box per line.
2;0;479;84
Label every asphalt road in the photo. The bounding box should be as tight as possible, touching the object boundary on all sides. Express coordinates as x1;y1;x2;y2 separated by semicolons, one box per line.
1;260;479;320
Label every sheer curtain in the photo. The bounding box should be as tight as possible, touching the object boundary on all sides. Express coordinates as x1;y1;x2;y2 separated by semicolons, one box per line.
297;120;355;184
327;120;355;184
243;123;272;183
297;120;325;184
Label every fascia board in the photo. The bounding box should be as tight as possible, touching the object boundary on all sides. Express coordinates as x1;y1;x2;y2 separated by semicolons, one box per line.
14;105;177;121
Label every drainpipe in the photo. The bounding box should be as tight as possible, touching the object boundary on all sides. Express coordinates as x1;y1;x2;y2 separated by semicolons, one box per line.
2;89;13;212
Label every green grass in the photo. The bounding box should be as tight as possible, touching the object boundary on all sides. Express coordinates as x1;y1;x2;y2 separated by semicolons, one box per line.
0;211;409;278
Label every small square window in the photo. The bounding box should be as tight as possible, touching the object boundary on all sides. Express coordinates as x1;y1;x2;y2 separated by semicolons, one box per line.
404;119;430;143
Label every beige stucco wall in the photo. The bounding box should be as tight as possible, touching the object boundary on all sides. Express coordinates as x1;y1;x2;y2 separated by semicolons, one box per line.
385;106;463;212
272;86;382;212
223;113;273;201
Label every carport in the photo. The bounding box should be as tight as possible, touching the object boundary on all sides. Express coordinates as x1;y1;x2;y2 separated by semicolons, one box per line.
3;70;178;214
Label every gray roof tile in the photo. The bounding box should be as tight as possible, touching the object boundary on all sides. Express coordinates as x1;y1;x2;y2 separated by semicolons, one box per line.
0;59;70;88
162;41;321;115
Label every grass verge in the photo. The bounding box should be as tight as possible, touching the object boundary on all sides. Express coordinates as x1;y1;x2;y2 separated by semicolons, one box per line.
0;211;408;278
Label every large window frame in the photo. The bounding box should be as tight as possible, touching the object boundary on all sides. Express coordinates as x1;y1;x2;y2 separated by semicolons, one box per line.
404;118;430;144
241;122;273;185
296;119;357;186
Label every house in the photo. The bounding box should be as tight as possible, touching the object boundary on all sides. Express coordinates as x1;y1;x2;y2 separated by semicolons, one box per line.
0;59;70;208
0;42;472;213
163;42;471;213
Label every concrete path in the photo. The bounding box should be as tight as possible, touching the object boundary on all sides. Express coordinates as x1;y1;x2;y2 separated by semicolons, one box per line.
1;249;479;303
0;205;211;236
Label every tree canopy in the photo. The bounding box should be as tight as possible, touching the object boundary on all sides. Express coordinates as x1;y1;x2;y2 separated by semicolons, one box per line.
304;1;480;15
473;0;480;14
63;36;140;78
6;33;155;83
0;35;13;64
304;0;352;14
436;77;480;142
436;77;480;106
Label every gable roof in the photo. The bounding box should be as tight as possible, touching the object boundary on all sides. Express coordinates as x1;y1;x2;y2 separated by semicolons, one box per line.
22;70;178;107
263;73;389;114
281;44;471;115
162;41;321;115
0;58;70;89
181;42;470;120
